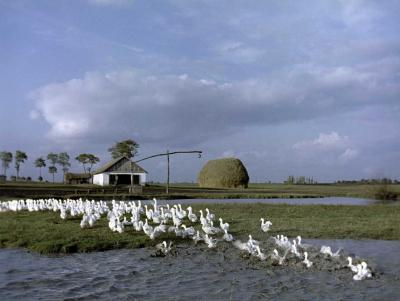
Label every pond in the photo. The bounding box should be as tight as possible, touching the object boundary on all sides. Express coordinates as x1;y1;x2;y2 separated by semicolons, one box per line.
0;239;399;300
145;197;378;206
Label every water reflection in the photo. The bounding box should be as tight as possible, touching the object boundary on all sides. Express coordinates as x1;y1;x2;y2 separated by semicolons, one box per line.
0;239;399;300
148;197;377;206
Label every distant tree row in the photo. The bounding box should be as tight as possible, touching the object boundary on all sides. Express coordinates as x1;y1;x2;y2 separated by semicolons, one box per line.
0;150;28;179
0;138;140;183
284;175;318;184
335;178;400;184
0;151;99;183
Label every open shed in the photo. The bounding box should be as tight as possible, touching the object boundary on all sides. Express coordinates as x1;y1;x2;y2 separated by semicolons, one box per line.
92;156;147;186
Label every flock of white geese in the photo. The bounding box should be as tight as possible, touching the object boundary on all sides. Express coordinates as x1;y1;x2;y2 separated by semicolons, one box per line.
0;198;373;281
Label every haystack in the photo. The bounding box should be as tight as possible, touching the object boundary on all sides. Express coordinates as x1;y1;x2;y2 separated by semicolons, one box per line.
198;158;249;188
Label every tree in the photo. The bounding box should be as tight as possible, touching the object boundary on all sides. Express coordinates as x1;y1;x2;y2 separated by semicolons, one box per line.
48;166;57;183
58;152;71;183
86;154;100;173
75;153;89;173
0;151;13;176
108;139;139;159
14;150;28;179
47;153;58;183
34;157;46;181
285;175;295;184
47;153;58;166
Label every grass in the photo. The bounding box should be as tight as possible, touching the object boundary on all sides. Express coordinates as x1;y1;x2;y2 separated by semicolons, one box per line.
1;182;399;200
1;203;399;254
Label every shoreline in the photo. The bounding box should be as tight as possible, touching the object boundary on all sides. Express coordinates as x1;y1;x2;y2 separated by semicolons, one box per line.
1;203;399;254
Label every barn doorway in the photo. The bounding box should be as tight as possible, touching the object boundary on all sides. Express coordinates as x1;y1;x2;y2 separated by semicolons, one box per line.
116;174;131;185
109;174;141;185
133;175;140;185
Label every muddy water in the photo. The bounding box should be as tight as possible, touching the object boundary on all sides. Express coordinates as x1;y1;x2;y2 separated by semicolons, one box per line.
0;239;399;301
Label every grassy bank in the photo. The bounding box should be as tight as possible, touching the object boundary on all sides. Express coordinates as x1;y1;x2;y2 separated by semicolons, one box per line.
0;203;399;254
1;182;399;200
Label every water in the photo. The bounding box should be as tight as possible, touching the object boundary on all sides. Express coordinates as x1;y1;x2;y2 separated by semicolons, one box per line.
0;239;399;301
145;197;377;206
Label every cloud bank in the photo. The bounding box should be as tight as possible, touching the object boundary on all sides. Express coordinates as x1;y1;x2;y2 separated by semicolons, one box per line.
31;58;398;148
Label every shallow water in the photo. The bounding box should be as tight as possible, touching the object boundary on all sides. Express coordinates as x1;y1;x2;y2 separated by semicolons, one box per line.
147;197;377;206
0;239;399;301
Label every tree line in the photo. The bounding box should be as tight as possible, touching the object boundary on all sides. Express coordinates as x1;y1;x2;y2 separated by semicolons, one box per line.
335;178;400;184
284;175;318;184
0;139;139;183
0;151;100;183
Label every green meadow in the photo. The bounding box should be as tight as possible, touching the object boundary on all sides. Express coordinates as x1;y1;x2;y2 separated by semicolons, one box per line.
1;203;399;254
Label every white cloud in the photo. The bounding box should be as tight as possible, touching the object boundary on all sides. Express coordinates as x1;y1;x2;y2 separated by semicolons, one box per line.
339;148;359;161
293;132;360;165
216;41;265;63
30;60;397;148
221;150;236;158
293;132;349;151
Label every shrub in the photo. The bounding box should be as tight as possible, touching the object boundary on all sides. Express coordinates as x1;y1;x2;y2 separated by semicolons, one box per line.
198;157;249;188
373;184;398;200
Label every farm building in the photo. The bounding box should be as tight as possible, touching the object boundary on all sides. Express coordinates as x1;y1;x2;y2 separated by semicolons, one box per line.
92;156;147;186
65;173;92;184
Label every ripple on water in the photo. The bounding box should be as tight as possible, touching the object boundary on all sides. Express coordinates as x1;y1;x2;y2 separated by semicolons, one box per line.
0;240;399;300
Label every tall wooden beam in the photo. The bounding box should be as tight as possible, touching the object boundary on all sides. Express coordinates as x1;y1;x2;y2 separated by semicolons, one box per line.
134;150;202;194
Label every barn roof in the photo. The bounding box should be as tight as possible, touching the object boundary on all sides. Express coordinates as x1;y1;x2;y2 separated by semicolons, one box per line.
93;156;147;174
65;172;92;179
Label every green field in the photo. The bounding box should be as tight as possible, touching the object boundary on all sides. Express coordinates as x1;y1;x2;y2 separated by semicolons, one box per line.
1;203;399;254
1;182;399;200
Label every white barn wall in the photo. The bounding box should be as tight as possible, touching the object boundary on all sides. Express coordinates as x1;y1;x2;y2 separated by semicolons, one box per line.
140;173;146;185
93;174;103;185
103;174;109;185
93;172;145;186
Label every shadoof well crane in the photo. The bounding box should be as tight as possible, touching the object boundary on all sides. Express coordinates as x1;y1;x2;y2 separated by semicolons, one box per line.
134;150;202;194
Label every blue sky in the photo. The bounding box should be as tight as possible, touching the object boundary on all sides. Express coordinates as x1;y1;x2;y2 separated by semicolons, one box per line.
0;0;399;183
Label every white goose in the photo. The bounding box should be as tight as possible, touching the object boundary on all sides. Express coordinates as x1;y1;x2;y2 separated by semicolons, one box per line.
199;210;208;226
271;249;289;265
255;246;267;261
205;208;215;222
233;240;252;253
204;234;217;248
353;262;372;281
156;241;172;255
181;224;195;237
222;229;234;242
320;245;341;257
260;218;272;232
347;257;359;273
60;207;67;220
219;218;229;232
247;235;259;254
192;230;203;244
303;252;313;268
187;206;198;223
291;239;301;258
202;221;220;235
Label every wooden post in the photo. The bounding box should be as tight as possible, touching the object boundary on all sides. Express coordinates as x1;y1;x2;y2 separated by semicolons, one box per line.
166;150;170;194
133;150;202;195
130;174;134;194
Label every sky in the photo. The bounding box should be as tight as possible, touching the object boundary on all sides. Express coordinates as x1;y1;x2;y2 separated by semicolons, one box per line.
0;0;399;183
